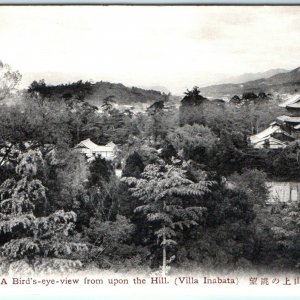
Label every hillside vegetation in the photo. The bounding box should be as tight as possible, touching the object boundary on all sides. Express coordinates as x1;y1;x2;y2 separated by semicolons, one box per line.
28;79;168;107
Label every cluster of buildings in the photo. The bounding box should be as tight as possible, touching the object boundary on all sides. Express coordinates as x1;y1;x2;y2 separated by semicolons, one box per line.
249;94;300;203
74;95;300;203
250;94;300;149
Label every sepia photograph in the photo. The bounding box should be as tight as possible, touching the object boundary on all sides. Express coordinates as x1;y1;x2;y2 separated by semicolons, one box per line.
1;4;300;297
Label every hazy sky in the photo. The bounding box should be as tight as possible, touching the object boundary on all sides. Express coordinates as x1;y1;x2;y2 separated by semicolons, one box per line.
0;6;300;94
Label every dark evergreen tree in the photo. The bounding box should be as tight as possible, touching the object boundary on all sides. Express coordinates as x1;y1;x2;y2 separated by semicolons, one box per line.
179;87;209;126
101;95;116;113
123;151;145;178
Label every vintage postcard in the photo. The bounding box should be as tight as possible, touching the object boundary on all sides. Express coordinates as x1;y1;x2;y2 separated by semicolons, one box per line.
0;4;300;299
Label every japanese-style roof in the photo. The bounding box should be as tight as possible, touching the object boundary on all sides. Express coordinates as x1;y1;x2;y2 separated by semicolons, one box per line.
277;115;300;123
75;139;115;152
270;121;280;126
106;141;116;147
250;123;292;144
251;136;287;148
279;94;300;108
286;102;300;109
260;137;286;146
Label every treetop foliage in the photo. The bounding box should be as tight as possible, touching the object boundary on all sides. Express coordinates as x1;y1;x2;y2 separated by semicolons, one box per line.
0;62;22;102
181;86;208;106
0;149;87;272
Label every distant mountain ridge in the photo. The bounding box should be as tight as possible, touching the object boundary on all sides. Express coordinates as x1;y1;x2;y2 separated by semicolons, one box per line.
137;85;170;95
201;67;300;98
218;68;289;85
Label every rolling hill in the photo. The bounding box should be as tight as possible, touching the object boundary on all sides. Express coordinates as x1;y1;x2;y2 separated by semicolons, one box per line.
27;79;169;108
86;81;167;107
217;68;289;85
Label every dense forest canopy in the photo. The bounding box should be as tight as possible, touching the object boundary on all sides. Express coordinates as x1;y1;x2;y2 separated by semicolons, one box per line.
0;62;300;275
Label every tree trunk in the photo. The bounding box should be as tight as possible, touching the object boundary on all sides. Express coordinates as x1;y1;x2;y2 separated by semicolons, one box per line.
0;144;13;167
76;121;80;144
162;224;166;276
162;200;167;276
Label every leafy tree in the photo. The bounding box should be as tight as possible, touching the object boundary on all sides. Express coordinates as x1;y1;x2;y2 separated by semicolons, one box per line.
28;79;50;98
0;62;22;102
23;96;72;147
203;100;285;136
0;150;87;273
83;215;149;269
168;124;217;162
238;102;285;135
242;92;258;101
54;151;90;226
202;101;237;135
123;160;212;274
88;156;114;186
82;106;136;145
269;204;300;269
209;129;248;175
102;96;116;113
67;99;98;145
159;143;178;163
181;87;207;106
146;100;165;114
122;151;145;178
229;169;269;207
48;150;121;230
178;177;257;271
143;102;177;145
230;95;241;104
0;105;29;170
272;141;300;180
252;203;300;271
28;80;93;101
179;87;208;126
106;109;135;144
86;173;121;223
258;92;268;99
0;96;74;172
